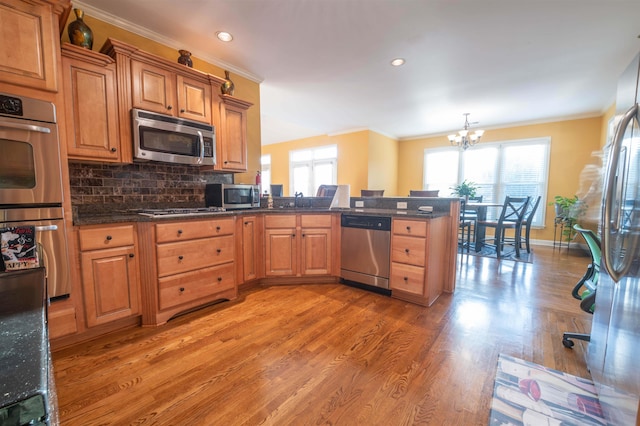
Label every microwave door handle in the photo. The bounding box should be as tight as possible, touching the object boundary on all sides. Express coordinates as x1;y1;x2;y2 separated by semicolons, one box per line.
0;122;51;134
197;130;204;164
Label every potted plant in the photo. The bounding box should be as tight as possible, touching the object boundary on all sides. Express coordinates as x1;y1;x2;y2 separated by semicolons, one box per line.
450;180;478;202
550;195;587;241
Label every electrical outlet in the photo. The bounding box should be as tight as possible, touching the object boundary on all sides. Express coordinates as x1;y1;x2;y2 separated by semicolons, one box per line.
355;201;364;207
397;201;408;209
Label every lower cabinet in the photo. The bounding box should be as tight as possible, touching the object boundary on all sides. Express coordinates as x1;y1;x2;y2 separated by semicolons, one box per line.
237;215;263;284
390;217;447;306
78;224;141;327
264;213;335;278
138;218;238;326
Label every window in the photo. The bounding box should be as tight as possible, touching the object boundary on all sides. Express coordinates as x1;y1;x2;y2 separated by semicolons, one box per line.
423;138;550;226
289;145;337;196
260;154;271;196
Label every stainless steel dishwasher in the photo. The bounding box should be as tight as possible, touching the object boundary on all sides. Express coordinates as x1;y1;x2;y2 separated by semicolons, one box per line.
340;214;391;294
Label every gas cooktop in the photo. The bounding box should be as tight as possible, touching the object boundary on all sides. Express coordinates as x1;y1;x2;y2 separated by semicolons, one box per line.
134;207;226;218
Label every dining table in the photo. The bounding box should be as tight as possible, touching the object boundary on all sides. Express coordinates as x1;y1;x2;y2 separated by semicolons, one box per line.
464;202;504;252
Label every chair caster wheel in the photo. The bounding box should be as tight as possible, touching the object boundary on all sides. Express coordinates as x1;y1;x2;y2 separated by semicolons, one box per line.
562;338;574;349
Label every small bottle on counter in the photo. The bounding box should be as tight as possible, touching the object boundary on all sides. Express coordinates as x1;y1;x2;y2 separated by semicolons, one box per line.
267;193;273;209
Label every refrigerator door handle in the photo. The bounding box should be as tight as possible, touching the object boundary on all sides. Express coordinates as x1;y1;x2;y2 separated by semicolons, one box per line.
602;103;638;282
34;225;58;232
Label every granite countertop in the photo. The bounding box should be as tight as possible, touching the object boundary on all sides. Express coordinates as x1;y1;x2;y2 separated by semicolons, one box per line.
73;206;449;226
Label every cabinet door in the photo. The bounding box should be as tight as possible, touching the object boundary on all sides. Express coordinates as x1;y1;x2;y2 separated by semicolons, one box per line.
265;228;297;276
81;246;140;327
62;54;120;161
242;216;258;282
300;228;332;275
0;1;58;91
217;95;250;171
131;60;176;114
176;74;212;123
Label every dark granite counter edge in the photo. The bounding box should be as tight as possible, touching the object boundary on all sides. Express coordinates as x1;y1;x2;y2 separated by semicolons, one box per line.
74;207;450;226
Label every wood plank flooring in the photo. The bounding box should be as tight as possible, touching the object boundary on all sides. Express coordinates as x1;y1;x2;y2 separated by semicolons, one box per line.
52;246;593;425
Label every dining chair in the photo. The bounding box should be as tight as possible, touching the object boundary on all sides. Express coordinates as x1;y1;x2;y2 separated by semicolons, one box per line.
409;190;439;197
520;195;541;253
475;195;530;258
562;224;600;348
361;189;384;197
461;195;482;247
458;199;473;253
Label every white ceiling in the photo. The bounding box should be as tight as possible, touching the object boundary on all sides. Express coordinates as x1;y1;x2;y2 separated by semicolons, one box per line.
75;0;640;145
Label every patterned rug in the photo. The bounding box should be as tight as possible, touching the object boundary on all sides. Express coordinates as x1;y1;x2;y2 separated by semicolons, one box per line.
489;354;605;425
458;245;533;263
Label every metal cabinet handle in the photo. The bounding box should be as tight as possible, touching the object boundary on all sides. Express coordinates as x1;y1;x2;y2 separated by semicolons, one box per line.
34;225;57;232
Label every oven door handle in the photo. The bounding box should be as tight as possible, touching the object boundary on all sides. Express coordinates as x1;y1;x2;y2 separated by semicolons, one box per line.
0;122;51;134
35;225;58;232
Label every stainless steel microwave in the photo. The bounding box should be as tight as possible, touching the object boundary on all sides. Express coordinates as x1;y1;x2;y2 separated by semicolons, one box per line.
132;109;216;166
205;184;260;209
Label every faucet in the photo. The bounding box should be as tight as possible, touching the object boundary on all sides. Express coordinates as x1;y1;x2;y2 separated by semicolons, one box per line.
294;192;304;208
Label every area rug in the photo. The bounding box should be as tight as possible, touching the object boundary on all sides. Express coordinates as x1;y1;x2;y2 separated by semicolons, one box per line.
489;354;605;425
458;245;533;263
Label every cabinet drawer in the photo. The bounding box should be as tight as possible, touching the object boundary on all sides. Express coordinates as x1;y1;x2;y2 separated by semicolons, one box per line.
391;262;425;296
79;225;135;251
393;219;427;237
265;215;296;228
300;214;332;228
158;262;235;310
392;235;426;266
156;235;235;277
156;218;235;243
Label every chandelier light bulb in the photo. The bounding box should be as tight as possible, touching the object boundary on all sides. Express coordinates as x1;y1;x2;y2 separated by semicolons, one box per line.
448;113;484;150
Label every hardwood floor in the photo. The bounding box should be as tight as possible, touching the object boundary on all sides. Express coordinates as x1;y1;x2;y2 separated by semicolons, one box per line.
52;246;594;425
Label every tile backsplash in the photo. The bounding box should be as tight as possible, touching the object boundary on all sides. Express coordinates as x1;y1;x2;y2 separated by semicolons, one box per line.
68;161;232;207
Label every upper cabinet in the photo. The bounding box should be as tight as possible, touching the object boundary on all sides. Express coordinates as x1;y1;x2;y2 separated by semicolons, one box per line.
131;60;212;124
0;0;70;92
61;43;126;162
217;94;253;172
101;38;253;171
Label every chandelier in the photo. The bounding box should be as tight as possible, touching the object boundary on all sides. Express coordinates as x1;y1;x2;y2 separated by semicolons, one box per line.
447;113;484;150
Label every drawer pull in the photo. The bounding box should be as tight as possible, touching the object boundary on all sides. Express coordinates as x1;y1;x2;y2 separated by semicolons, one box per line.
405;248;410;253
167;105;173;110
403;277;408;281
216;248;222;253
291;234;296;238
110;147;117;152
177;229;183;234
406;226;411;231
180;108;185;113
178;255;184;260
106;235;112;241
216;226;221;231
244;221;249;225
129;253;135;258
217;276;222;282
179;287;185;292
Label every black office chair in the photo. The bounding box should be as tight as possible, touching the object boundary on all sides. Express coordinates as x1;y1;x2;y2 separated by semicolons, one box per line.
475;195;530;258
562;224;601;348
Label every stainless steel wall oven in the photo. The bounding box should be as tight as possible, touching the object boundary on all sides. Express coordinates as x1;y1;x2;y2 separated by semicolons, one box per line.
0;93;70;299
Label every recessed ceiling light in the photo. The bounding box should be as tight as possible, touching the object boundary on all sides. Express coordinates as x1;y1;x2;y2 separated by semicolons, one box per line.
216;31;233;42
390;58;405;67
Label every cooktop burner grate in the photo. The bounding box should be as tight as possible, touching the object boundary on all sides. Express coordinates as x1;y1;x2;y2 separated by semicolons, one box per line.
135;207;226;218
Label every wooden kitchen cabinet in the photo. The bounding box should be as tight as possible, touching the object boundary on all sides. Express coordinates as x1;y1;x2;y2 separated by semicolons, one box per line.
264;213;334;278
237;214;263;284
61;43;125;162
216;94;253;172
131;59;212;124
138;217;238;326
0;0;69;92
390;217;447;306
78;224;141;327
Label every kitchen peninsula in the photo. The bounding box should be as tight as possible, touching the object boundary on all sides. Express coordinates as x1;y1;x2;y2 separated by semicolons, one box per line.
51;196;460;347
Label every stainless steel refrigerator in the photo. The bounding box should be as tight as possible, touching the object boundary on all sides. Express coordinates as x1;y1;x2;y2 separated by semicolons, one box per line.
588;51;640;425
